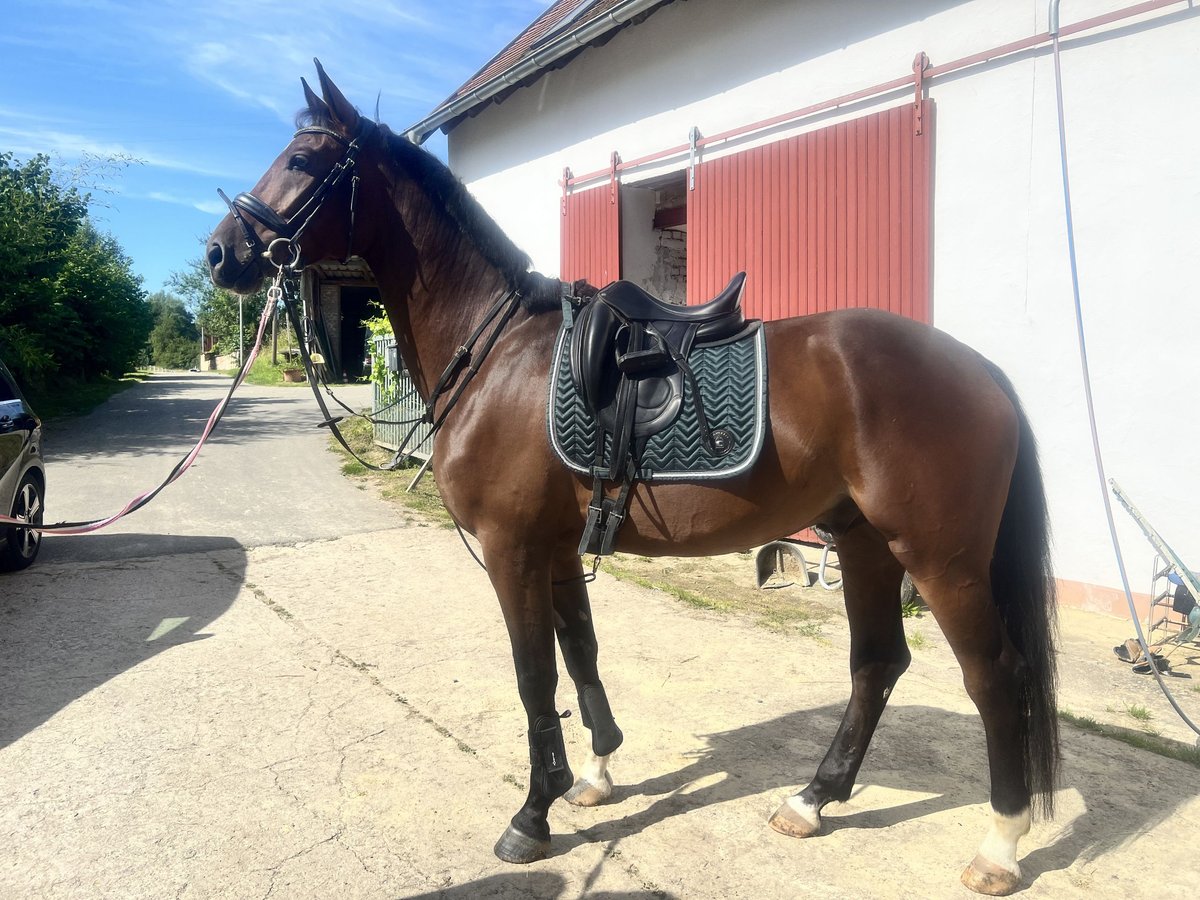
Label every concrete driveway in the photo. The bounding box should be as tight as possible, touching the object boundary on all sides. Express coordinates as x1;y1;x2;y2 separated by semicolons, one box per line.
1;372;1196;899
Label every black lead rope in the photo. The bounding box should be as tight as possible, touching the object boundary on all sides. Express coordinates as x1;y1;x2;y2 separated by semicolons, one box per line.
277;277;524;474
324;381;425;425
275;279;403;472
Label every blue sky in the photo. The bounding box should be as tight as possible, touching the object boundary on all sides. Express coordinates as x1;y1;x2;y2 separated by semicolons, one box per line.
1;0;547;295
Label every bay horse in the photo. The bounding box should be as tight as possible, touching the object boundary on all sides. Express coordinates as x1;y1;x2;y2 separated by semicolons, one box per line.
207;62;1058;896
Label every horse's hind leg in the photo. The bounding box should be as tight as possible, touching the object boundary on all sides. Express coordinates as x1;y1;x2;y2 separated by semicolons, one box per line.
769;522;909;837
919;575;1036;896
552;550;623;807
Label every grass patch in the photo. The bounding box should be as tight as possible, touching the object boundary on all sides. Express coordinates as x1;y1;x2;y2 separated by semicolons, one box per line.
598;552;826;637
25;370;152;420
1126;704;1153;722
1059;709;1200;768
759;604;825;637
325;411;453;527
906;629;928;650
602;557;729;613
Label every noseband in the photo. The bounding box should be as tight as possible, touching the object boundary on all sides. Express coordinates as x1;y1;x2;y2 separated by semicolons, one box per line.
217;120;373;269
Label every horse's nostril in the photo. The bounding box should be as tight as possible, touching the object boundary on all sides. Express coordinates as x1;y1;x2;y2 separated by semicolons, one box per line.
207;242;224;269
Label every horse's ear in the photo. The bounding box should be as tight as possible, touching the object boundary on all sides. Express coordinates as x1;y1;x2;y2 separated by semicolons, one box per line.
313;58;359;133
301;76;330;121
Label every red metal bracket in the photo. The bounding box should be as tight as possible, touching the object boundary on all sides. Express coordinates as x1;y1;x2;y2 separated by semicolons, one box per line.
913;52;930;135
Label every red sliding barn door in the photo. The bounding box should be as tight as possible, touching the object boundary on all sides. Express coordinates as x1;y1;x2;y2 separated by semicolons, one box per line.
687;101;932;323
561;163;621;287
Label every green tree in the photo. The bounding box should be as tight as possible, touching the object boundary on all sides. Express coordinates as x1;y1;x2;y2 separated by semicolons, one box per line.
53;222;151;378
0;153;88;383
148;291;200;369
0;152;150;384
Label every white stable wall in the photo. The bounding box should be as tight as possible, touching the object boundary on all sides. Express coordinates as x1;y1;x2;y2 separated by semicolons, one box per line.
445;0;1200;609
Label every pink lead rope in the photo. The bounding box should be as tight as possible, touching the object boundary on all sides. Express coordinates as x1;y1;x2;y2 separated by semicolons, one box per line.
0;280;281;536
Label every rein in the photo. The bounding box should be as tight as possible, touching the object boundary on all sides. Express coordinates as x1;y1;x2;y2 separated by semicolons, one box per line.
274;270;524;475
4;111;546;577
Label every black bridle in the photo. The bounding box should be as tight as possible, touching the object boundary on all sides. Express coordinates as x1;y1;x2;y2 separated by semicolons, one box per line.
215;116;526;481
217;120;373;269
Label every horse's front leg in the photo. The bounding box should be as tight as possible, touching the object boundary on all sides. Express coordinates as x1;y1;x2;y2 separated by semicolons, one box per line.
551;548;623;807
484;544;576;864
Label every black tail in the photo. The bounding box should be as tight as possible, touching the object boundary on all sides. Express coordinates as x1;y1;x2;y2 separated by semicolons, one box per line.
985;361;1060;817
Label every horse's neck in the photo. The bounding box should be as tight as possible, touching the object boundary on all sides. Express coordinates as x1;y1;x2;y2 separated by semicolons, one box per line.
365;195;514;402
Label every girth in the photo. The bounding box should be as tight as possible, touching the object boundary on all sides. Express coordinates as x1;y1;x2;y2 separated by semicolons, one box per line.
565;273;750;556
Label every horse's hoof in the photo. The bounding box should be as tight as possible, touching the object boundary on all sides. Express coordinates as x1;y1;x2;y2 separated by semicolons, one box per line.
768;797;821;838
960;854;1021;896
493;824;551;864
564;772;613;807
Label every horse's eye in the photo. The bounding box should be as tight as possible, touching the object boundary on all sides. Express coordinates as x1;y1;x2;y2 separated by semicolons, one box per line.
288;154;309;171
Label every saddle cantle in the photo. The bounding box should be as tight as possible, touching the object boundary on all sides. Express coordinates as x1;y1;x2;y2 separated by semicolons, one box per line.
552;273;766;556
597;272;746;326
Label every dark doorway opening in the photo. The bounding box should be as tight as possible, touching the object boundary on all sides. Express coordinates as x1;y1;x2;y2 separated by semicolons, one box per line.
339;287;377;382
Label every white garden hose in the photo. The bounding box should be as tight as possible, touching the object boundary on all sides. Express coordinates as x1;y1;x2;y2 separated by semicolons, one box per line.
1049;0;1198;736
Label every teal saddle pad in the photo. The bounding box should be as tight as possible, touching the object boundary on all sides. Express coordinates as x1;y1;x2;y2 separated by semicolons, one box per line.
547;318;768;482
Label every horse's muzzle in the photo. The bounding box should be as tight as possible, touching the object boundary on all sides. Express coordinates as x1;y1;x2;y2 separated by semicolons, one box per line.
206;229;265;294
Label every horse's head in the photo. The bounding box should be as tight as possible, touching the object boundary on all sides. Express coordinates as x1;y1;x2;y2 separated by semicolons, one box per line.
208;60;371;294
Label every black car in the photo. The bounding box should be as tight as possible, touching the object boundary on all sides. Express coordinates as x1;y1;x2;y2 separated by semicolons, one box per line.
0;356;44;571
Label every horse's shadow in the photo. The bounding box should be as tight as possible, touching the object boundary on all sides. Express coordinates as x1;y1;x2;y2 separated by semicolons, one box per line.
555;703;977;849
552;702;1195;882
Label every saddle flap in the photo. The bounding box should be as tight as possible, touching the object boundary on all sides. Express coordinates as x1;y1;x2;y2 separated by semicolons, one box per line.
569;299;620;414
569;303;685;439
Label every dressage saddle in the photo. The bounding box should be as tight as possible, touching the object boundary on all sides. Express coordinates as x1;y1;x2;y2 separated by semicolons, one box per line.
569;272;747;454
566;272;749;555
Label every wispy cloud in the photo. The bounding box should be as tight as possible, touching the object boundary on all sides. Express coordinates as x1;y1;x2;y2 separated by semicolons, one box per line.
0;124;239;179
129;0;544;123
7;0;547;130
146;191;228;216
0;105;73;125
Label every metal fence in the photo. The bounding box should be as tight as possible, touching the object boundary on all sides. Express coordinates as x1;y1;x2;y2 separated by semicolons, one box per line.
371;335;432;460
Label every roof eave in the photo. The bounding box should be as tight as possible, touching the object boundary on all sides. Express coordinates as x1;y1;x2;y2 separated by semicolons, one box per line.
404;0;673;145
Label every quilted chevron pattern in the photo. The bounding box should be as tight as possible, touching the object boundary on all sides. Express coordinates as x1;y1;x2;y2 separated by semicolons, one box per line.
548;321;767;481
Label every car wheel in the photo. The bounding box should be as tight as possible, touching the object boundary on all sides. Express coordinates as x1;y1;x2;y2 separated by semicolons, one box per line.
1;473;43;571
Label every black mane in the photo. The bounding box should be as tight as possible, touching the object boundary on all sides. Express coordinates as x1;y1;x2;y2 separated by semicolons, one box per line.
296;109;561;313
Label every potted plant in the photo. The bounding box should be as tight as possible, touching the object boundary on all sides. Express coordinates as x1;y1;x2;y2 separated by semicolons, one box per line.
279;351;306;382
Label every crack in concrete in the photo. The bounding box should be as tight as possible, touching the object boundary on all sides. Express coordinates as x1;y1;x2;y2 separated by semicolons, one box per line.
259;828;345;900
218;557;486;764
